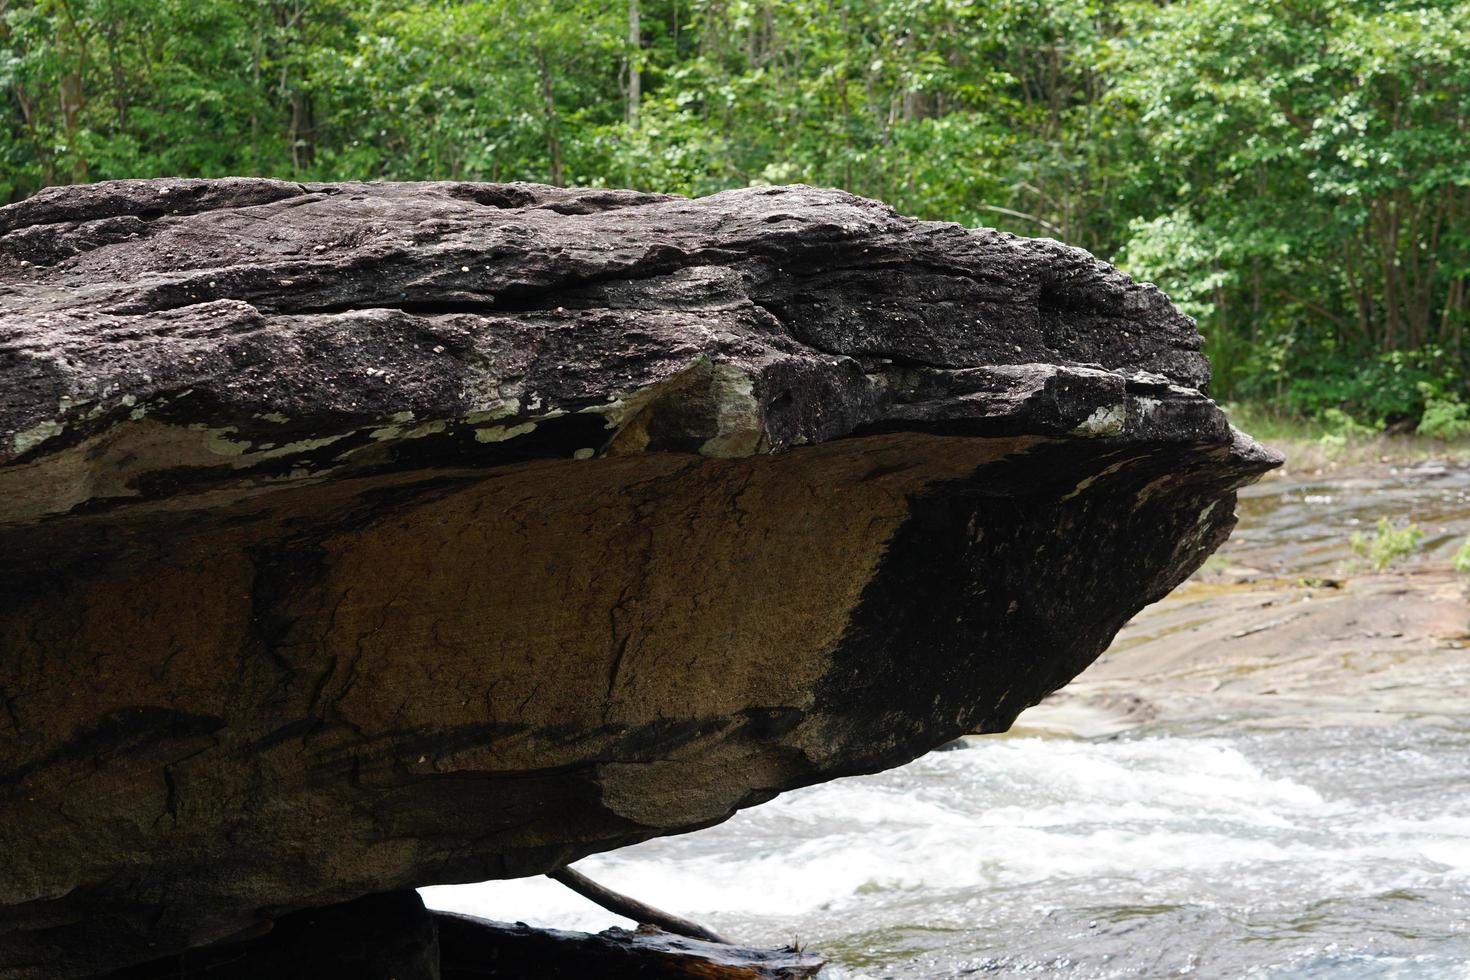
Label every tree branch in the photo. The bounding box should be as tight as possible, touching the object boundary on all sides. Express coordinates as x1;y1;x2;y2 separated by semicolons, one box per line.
547;866;733;945
974;203;1063;236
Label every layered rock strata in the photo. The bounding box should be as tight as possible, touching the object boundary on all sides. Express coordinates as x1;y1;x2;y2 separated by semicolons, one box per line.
0;178;1279;977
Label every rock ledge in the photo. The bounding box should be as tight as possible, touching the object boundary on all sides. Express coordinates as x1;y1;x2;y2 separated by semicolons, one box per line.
0;179;1277;977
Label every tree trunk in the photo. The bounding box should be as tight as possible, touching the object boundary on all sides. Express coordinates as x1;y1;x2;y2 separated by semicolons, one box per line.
274;0;314;173
536;48;564;186
103;20;128;130
626;0;641;129
58;70;89;184
55;0;91;183
289;90;315;170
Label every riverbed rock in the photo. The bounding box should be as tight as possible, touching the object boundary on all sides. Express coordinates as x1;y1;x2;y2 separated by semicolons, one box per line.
105;890;823;980
104;890;440;980
0;178;1279;977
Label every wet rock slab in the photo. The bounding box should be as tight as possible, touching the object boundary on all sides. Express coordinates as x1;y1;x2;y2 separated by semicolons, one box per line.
0;178;1278;977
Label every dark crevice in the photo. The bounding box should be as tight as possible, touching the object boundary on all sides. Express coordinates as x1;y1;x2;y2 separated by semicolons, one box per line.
285;298;504;317
443;184;538;209
529;195;674;216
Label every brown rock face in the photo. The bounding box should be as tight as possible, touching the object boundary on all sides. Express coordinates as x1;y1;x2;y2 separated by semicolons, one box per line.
0;179;1278;977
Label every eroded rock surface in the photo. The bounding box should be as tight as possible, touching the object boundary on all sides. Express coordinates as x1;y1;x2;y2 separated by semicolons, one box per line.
0;178;1278;977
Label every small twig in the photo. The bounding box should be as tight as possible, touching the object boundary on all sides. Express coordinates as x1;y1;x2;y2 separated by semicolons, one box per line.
972;203;1064;236
547;866;733;945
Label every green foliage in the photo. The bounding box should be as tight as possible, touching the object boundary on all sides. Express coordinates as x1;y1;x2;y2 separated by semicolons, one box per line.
1109;0;1470;411
1273;349;1461;429
1417;391;1470;440
1317;408;1376;439
1349;517;1424;571
1313;406;1375;460
1454;537;1470;576
0;0;1466;416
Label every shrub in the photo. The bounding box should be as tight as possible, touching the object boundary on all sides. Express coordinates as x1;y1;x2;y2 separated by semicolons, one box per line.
1417;393;1470;440
1271;348;1463;432
1348;517;1423;571
1320;408;1377;437
1454;537;1470;577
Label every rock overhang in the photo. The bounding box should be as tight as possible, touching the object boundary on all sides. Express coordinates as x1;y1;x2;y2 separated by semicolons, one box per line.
0;178;1279;978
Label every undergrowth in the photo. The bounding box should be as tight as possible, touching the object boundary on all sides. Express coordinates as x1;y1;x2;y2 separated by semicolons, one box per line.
1348;517;1424;572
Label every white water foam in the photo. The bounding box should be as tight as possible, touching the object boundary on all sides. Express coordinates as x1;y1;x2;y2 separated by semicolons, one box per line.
423;732;1470;945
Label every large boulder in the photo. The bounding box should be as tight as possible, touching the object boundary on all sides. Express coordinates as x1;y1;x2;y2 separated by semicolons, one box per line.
0;179;1278;977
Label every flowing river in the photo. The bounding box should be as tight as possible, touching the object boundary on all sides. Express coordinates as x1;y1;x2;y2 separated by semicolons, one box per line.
424;458;1470;978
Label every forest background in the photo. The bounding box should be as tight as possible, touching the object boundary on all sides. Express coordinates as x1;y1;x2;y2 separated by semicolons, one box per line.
4;0;1468;431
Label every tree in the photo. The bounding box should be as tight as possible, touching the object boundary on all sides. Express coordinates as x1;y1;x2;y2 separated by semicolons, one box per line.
1113;0;1470;410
